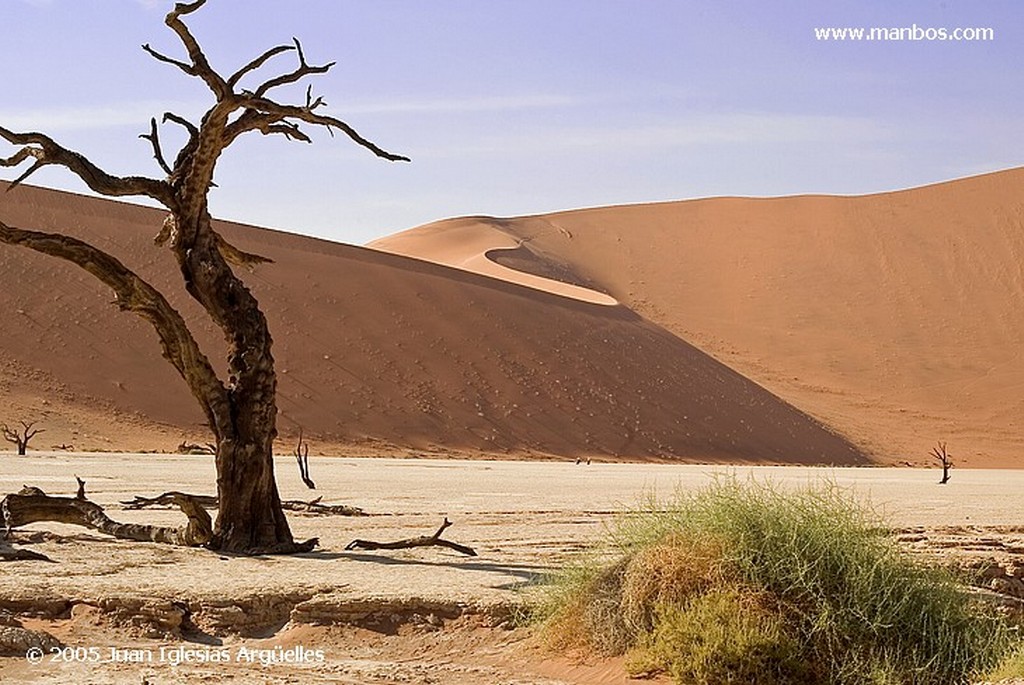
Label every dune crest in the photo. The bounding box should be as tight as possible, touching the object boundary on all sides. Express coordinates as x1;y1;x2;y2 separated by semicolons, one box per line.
370;217;618;306
381;169;1024;467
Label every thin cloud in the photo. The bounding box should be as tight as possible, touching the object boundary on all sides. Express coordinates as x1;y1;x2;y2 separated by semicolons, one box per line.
342;93;581;115
0;101;205;133
413;112;894;158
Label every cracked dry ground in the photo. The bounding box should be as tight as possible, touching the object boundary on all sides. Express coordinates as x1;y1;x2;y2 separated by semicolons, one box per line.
3;457;1024;683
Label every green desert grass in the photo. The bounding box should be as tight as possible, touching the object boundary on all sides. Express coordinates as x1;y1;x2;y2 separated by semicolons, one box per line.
534;479;1016;685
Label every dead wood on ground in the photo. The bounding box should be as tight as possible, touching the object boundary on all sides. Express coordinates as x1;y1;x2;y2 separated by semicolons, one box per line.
121;493;365;516
0;541;53;563
345;518;477;556
2;480;212;548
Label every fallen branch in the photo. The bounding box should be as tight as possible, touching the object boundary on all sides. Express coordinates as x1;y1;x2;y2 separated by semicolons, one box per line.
176;440;215;455
3;480;212;547
121;493;218;510
121;493;365;516
281;496;364;516
345;518;476;557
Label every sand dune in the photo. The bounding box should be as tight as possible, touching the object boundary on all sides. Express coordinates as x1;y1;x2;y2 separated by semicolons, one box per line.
370;217;618;306
375;169;1024;467
0;182;864;464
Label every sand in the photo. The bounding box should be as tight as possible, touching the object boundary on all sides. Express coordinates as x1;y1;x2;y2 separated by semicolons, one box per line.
3;170;1023;467
2;454;1024;683
1;180;866;465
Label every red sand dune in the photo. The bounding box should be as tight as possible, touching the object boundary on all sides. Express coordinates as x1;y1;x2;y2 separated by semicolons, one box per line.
374;168;1024;467
0;181;867;464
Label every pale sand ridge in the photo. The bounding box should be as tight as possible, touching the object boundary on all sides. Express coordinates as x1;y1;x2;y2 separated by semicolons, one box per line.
369;217;618;306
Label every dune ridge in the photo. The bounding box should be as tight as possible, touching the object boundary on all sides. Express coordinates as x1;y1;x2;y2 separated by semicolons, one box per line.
375;169;1024;467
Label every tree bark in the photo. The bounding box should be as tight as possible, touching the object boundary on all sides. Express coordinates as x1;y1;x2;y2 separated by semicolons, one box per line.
170;209;313;553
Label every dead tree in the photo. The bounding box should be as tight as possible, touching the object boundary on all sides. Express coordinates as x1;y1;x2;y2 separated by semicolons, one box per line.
931;441;953;484
1;421;44;456
346;518;477;556
0;1;406;554
293;428;315;490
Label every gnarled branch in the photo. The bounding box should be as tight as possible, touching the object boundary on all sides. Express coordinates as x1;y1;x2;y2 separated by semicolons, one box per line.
253;38;334;98
0;220;231;438
0;126;173;205
148;0;229;100
225;97;410;161
121;492;365;517
228;43;295;88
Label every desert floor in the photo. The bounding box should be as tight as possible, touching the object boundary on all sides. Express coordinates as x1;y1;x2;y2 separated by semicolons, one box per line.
2;454;1024;684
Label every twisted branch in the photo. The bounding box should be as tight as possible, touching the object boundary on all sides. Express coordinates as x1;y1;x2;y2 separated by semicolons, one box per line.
346;518;477;557
228;43;295;88
253;38;334;98
0;126;173;205
150;0;229;99
226;97;410;160
2;482;213;547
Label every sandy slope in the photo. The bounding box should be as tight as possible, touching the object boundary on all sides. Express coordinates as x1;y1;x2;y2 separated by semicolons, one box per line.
373;169;1024;467
0;182;864;464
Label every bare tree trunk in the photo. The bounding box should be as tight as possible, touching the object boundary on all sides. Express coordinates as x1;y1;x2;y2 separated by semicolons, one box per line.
171;210;311;553
214;440;312;553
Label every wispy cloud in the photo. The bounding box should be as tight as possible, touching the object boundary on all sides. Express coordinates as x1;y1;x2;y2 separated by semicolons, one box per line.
0;100;205;133
0;94;581;133
342;93;582;115
412;112;894;158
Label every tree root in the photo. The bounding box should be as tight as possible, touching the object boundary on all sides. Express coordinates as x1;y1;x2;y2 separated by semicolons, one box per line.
346;518;477;557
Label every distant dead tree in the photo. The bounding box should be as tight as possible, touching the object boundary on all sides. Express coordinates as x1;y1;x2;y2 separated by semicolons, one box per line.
931;441;952;484
176;440;216;455
293;428;315;490
0;0;406;554
2;421;44;456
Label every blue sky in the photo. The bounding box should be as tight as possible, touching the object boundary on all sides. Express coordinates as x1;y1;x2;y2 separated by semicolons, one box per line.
1;1;1020;244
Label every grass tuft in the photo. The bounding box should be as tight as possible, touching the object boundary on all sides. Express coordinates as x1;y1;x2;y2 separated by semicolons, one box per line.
536;479;1015;685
